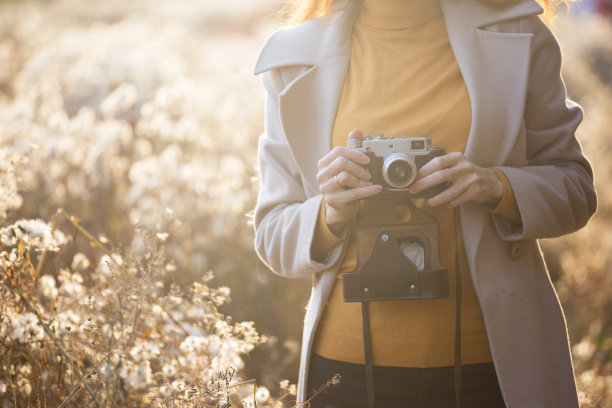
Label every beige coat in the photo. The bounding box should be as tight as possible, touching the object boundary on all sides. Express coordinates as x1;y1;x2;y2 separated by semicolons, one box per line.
253;0;597;406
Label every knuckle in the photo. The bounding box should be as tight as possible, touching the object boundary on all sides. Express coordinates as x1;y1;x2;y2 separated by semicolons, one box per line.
335;156;349;168
332;146;345;156
319;181;332;194
456;161;469;171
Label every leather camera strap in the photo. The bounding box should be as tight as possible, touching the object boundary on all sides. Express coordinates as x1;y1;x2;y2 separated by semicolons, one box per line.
361;301;376;408
454;207;463;408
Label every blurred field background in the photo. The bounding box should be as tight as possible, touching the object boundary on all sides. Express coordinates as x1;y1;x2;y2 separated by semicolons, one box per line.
0;0;609;406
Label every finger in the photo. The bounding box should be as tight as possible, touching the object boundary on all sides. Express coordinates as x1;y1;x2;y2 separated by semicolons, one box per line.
425;178;470;207
408;167;453;194
442;186;479;208
326;184;383;207
318;156;372;185
330;156;372;181
336;171;374;189
317;158;371;186
347;128;364;141
317;145;371;170
415;152;463;179
320;172;373;194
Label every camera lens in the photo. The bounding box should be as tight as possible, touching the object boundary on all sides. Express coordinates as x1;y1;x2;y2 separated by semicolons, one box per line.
382;153;417;189
388;161;412;185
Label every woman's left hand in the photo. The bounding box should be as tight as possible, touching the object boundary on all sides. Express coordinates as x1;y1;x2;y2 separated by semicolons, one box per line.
408;152;504;208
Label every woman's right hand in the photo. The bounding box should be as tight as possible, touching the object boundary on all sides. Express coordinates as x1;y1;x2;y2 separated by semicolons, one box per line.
316;129;383;235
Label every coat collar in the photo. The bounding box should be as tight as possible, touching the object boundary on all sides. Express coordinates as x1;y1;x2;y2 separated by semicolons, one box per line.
254;0;543;75
253;0;356;75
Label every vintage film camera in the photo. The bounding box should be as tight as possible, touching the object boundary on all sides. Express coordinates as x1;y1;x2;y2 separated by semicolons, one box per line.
342;134;450;302
348;134;446;199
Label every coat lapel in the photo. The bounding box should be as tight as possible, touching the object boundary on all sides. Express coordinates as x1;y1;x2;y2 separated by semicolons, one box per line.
438;0;542;272
254;4;357;196
439;0;542;167
278;55;351;196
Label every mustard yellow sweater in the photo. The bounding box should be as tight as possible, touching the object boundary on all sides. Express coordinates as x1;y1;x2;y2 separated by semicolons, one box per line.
311;0;520;367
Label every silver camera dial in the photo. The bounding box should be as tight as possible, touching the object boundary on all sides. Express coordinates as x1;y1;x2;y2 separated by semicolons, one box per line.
382;153;418;189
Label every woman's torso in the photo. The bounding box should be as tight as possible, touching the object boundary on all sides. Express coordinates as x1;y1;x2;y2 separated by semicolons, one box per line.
312;0;492;368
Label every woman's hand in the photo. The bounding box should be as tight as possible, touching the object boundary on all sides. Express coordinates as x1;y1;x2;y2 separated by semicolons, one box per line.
408;152;503;208
317;129;383;235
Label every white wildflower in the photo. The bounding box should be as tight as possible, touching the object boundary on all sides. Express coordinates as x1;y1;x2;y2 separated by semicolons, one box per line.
161;359;179;377
55;310;81;337
38;275;58;299
255;386;270;404
99;361;115;381
119;360;152;391
171;380;185;392
16;377;31;396
12;313;44;344
0;219;62;251
179;335;207;354
129;340;160;362
18;364;32;376
71;252;90;271
573;338;596;361
58;271;86;297
97;254;123;277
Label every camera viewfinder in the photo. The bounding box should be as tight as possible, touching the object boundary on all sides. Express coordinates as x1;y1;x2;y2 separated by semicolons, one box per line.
411;140;425;150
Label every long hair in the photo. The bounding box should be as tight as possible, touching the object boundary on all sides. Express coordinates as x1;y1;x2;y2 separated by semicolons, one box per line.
282;0;562;25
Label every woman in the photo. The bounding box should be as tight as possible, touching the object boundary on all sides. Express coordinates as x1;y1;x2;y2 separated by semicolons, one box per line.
253;0;597;407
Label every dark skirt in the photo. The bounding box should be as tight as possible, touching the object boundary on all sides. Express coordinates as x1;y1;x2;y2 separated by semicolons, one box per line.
307;353;506;408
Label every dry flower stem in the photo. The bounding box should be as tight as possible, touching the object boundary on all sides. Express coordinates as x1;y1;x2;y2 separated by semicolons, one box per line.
12;285;101;408
58;209;135;286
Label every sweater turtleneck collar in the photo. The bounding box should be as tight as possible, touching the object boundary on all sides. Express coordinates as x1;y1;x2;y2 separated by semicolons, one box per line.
357;0;441;30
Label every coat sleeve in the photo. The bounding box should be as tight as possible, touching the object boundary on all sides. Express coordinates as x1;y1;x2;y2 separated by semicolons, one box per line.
491;16;597;241
253;67;348;278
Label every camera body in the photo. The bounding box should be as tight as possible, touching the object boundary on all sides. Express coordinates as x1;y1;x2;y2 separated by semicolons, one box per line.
348;134;446;199
341;134;450;302
342;201;449;302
